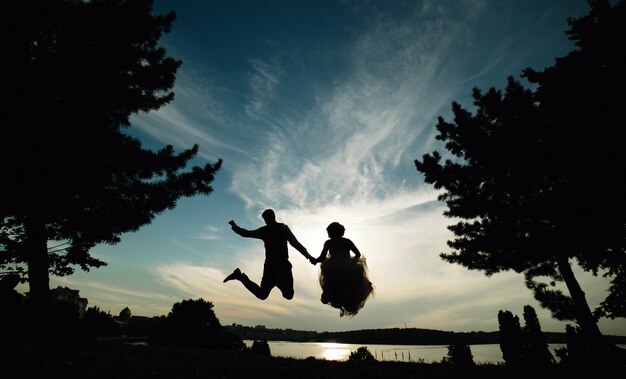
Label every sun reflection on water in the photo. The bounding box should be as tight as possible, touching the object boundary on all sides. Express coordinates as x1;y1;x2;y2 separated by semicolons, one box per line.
320;342;351;361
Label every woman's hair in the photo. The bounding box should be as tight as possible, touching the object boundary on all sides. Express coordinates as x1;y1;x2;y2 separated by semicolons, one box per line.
326;222;345;237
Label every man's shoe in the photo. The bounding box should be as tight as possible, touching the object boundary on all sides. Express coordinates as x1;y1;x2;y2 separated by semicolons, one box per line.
224;268;242;283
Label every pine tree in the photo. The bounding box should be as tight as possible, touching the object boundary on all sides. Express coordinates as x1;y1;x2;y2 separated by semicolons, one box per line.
442;343;474;366
1;0;222;329
522;305;554;365
498;310;524;365
415;0;624;359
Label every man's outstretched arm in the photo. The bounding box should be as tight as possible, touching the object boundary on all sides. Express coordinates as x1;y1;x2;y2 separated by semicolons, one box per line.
229;220;263;239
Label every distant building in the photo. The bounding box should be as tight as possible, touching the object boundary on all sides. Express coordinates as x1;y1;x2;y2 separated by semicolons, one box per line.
119;307;131;323
114;307;132;326
50;286;88;318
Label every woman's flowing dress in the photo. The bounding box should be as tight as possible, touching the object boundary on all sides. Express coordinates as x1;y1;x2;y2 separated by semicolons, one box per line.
319;254;374;317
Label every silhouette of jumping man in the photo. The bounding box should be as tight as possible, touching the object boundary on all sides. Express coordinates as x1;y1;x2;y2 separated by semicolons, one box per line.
223;209;315;300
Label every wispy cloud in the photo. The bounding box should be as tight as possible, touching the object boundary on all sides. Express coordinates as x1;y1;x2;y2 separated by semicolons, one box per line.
82;0;626;335
245;58;283;118
129;70;252;162
227;1;488;212
194;225;222;241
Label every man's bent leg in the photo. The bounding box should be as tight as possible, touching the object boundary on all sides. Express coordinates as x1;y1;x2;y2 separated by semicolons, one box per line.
240;272;271;300
281;288;294;300
277;268;295;300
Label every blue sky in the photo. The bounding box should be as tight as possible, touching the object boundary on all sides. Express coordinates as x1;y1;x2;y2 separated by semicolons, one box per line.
30;0;625;335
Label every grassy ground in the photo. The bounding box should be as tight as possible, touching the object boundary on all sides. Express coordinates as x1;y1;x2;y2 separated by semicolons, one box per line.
1;338;618;379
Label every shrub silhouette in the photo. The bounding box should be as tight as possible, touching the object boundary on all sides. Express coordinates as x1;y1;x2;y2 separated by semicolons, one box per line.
81;306;119;338
498;305;554;366
126;316;164;338
249;340;271;356
348;346;377;362
148;298;241;349
442;343;474;366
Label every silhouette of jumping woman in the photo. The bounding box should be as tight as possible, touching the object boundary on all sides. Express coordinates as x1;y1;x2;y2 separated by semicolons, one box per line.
314;222;374;317
224;209;315;300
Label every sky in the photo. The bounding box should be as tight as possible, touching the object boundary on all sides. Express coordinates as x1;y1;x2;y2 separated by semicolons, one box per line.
24;0;626;335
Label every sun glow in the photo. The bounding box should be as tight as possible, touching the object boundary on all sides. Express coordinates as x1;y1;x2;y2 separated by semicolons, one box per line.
320;342;352;361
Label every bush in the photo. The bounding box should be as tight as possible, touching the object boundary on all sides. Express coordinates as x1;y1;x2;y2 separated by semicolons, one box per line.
81;306;119;338
249;340;271;356
148;298;243;350
348;346;377;362
442;343;474;366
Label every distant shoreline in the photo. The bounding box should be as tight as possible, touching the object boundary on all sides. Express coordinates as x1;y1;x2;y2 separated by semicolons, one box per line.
225;325;626;346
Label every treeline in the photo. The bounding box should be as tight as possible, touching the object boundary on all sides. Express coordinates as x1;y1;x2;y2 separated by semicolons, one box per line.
316;328;498;345
320;329;626;346
227;325;626;346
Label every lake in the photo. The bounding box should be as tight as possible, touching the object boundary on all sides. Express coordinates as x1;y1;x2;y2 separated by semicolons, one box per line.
245;341;626;363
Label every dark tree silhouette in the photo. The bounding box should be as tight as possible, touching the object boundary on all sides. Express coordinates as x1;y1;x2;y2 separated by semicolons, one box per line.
442;343;474;366
249;340;271;356
521;0;626;324
555;324;589;365
522;305;554;366
348;346;377;362
148;298;243;350
499;306;554;366
81;306;119;338
1;0;222;321
498;310;524;366
415;0;624;360
0;273;25;336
